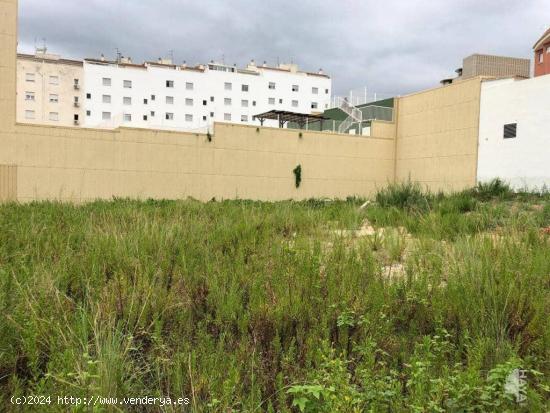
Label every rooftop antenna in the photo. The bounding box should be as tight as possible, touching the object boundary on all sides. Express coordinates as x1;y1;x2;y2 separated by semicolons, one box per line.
115;48;122;63
168;49;174;62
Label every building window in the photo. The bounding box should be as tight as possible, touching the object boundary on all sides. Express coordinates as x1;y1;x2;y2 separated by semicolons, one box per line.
325;88;329;94
311;102;318;109
185;114;193;122
224;82;232;91
268;82;275;90
150;111;155;117
268;97;275;105
86;93;92;99
102;112;111;120
538;52;544;64
74;114;79;122
242;84;249;92
123;113;132;122
503;123;517;139
241;99;249;107
292;85;299;92
103;94;111;104
241;115;248;122
224;113;231;121
49;76;59;85
143;115;148;121
186;82;194;90
166;96;174;104
123;80;132;88
202;115;207;121
279;98;283;104
203;100;207;106
74;96;79;105
210;96;214;102
224;98;232;106
252;101;256;106
312;87;318;94
151;94;156;101
86;110;91;116
102;77;111;86
144;98;148;104
166;80;174;88
25;73;35;82
166;112;174;120
24;110;35;120
185;98;193;106
49;112;59;121
25;92;35;101
547;47;550;54
292;100;298;107
210;112;214;118
123;96;132;105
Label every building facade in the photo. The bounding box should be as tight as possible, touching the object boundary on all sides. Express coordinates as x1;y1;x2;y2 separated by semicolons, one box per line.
477;75;550;190
82;58;331;131
533;28;550;77
16;51;84;126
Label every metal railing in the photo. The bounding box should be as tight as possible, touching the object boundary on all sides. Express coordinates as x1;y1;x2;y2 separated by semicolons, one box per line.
329;90;395;108
338;116;355;134
360;105;393;122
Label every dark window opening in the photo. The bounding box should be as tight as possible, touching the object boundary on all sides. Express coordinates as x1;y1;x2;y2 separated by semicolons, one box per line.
503;123;517;139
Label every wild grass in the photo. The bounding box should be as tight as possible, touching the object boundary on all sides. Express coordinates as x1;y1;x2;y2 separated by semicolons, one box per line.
0;183;549;412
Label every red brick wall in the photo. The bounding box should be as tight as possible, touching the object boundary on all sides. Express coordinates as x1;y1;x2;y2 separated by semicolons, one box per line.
534;43;550;77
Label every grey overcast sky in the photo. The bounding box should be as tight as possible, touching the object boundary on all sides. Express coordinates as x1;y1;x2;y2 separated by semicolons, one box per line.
17;0;550;97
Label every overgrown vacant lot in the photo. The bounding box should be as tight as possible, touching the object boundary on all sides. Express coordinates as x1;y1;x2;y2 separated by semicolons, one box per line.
1;182;549;412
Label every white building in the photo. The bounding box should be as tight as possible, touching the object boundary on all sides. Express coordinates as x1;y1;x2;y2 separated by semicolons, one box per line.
82;58;331;131
477;75;550;190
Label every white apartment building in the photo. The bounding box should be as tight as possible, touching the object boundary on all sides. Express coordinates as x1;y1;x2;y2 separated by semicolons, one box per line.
17;51;84;126
82;58;331;131
477;75;550;190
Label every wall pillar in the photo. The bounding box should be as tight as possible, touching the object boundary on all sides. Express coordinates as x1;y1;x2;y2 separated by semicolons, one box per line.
0;0;17;132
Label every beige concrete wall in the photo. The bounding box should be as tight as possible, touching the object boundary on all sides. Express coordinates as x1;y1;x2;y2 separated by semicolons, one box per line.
394;77;482;192
0;0;17;133
0;164;17;201
17;55;84;126
4;122;394;202
370;120;396;139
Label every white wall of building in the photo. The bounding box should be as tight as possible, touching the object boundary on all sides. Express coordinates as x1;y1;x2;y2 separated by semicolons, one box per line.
477;76;550;191
83;61;331;132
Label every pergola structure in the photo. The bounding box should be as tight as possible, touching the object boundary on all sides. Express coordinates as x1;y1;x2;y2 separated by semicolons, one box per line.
253;110;330;129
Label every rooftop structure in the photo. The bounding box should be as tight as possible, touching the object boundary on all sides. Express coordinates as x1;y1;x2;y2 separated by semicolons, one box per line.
441;54;530;85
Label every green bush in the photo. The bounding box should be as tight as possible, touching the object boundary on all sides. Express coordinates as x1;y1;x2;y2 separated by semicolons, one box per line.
472;178;513;200
375;181;432;212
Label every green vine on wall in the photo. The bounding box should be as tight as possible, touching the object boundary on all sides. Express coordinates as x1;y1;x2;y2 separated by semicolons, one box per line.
293;164;302;188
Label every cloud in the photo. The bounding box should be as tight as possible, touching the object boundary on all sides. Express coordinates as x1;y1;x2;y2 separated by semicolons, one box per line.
17;0;550;96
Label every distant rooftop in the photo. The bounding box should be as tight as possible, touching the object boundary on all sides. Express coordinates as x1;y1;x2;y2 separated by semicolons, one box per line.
84;55;330;78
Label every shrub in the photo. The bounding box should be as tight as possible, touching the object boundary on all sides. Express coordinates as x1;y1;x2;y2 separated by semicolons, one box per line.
472;178;513;201
375;181;432;212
